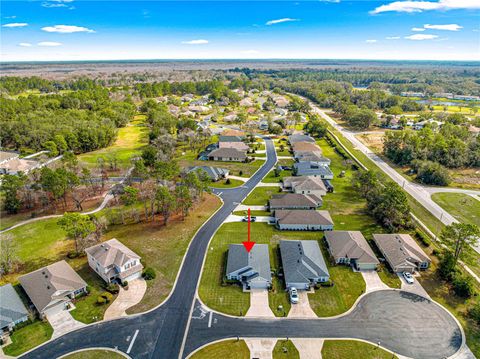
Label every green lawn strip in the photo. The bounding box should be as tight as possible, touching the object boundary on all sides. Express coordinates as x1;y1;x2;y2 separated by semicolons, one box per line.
431;193;480;227
3;320;54;357
210;178;244;188
243;187;282;205
251;152;267;158
268;270;291;317
0;211;32;231
321;340;397;359
198;222;320;316
273;340;300;359
377;264;402;289
262;169;293;183
232;210;271;217
190;339;250;359
179;159;263;178
63;349;125;359
308;240;366;317
78;114;148;169
277;159;295;167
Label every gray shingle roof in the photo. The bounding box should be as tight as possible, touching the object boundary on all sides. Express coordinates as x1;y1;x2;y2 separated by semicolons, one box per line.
187;166;229;181
226;244;271;284
218;135;243;143
324;231;379;265
280;240;329;285
19;260;87;313
85;238;141;268
0;284;29;329
294;162;333;177
373;234;430;270
275;210;333;226
269;193;321;209
288;134;316;144
283;176;328;193
209;147;247;159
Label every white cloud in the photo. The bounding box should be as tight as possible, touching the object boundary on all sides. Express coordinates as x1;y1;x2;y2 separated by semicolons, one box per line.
241;50;259;54
266;18;299;26
4;16;17;19
424;24;463;31
318;0;340;2
18;43;32;47
42;25;95;33
366;39;378;43
42;0;75;9
181;39;209;45
411;27;425;31
38;41;63;46
2;23;28;28
386;36;401;39
371;0;480;14
405;34;439;40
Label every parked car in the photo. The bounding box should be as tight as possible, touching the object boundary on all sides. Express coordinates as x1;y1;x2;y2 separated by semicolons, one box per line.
289;287;299;304
282;166;292;171
403;272;414;284
242;216;257;222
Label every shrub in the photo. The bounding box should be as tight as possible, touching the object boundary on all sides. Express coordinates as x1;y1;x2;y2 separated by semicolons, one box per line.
415;229;431;247
102;292;114;303
67;251;79;259
143;267;156;280
225;178;231;185
121;281;128;288
239;170;243;176
469;301;480;325
411;160;450;186
97;296;106;305
452;275;475;298
85;285;91;295
105;283;119;294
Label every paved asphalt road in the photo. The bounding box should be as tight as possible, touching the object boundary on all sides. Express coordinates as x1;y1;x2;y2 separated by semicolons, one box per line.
21;138;463;359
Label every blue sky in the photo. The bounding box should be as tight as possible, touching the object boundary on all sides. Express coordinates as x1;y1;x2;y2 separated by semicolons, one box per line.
1;0;479;61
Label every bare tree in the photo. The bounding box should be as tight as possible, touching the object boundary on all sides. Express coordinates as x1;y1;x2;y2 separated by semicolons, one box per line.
0;233;19;275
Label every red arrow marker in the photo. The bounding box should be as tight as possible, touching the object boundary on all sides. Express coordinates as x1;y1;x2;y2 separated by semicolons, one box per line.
242;208;256;253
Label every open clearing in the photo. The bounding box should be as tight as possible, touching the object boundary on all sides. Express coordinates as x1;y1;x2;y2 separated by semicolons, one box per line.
431;193;480;227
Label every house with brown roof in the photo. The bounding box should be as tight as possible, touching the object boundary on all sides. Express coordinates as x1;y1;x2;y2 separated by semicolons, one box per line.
292;141;321;153
269;193;322;211
221;129;245;138
282;176;328;197
19;260;87;317
208;148;247;162
85;239;143;284
274;210;333;231
373;234;430;273
218;141;250;151
324;231;379;271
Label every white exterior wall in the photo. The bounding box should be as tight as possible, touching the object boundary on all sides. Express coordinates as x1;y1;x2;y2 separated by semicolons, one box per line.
293;188;327;197
277;223;333;231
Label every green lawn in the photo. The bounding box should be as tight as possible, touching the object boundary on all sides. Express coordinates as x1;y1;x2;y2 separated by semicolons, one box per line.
308;240;366;317
180;159;264;178
322;340;397;359
63;349;125;359
198;222;320;316
190;340;249;359
431;193;480;227
78;114;148;170
0;211;32;231
210;178;244;188
3;320;54;357
262;169;293;183
243;187;282;205
273;340;300;359
377;264;402;289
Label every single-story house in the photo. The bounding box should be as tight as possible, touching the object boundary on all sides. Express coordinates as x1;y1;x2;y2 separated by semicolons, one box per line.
221;129;245;138
218;141;250;151
279;240;330;290
188;105;210;113
274;210;334;231
187;166;229;181
269;193;322;211
259;120;269;130
0;151;19;166
218;135;243;143
239;98;254;107
294;152;331;166
288;134;316;144
273;96;289;108
226;244;272;290
324;231;379;271
0;284;29;333
275;108;288;116
294;162;334;179
208;148;247;162
85;238;144;284
373;234;431;273
19;260;87;318
282;176;328;197
292;141;321;153
181;94;195;102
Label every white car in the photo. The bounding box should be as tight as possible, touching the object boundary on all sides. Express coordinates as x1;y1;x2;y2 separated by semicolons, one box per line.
289;287;299;304
403;272;414;284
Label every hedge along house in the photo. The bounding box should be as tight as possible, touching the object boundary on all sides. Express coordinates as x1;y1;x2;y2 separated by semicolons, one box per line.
225;244;272;290
324;231;379;271
279;240;330;290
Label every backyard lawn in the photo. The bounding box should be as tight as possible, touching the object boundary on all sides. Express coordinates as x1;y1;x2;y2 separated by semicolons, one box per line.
190;340;249;359
180;159;264;178
272;340;299;359
78;114;148;170
210;178;244;188
3;320;54;357
262;169;293;183
198;222;320;316
431;192;480;227
63;349;125;359
322;340;397;359
243;187;281;205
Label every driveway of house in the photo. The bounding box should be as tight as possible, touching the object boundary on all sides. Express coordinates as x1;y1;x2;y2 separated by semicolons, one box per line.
48;310;86;338
397;273;430;299
361;270;389;292
224;215;273;223
245;289;275;318
235;204;267;211
104;279;147;320
288;291;317;318
244;338;276;359
290;338;323;359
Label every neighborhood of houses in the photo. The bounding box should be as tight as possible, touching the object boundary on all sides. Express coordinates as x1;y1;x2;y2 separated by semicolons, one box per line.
0;150;61;176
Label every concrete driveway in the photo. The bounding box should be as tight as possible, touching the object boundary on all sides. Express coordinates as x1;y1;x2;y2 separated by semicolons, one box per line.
397;273;430;298
288;291;316;318
290;338;323;359
246;289;274;318
104;279;147;320
48;310;86;338
361;270;389;292
224;215;273;223
244;338;276;359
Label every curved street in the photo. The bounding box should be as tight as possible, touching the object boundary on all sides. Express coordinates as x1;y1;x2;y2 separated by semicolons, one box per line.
20;138;463;359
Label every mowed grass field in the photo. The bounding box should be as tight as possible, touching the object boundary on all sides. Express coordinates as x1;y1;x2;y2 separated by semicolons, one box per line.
63;349;125;359
431;192;480;227
78;114;148;169
322;340;397;359
190;340;250;359
3;320;54;357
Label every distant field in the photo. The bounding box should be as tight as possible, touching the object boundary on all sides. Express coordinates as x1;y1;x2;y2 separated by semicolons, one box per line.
431;193;480;227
